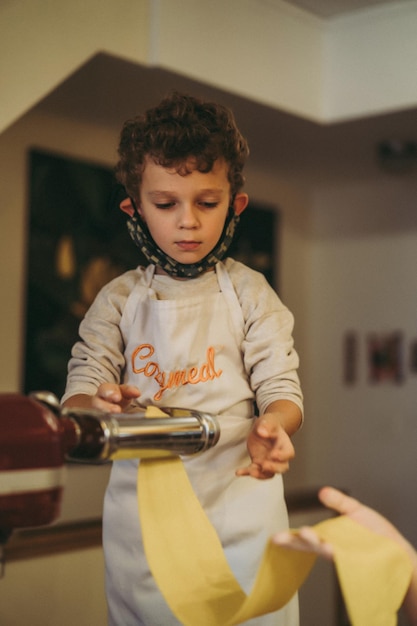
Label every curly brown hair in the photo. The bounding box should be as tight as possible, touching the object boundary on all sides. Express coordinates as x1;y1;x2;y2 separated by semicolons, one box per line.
115;92;249;202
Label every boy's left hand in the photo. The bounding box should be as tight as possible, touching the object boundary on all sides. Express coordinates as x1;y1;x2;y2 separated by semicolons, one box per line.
235;413;295;479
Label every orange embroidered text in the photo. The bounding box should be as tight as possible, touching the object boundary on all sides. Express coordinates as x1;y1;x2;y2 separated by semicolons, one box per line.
131;344;222;401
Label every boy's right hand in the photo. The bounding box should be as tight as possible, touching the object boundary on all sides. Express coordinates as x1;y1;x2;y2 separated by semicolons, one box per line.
63;384;141;414
93;383;141;413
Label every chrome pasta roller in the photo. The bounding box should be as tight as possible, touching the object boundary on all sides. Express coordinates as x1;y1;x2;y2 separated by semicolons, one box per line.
0;391;220;534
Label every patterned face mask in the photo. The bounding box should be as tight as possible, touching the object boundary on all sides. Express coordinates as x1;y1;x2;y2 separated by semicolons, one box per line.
124;201;240;279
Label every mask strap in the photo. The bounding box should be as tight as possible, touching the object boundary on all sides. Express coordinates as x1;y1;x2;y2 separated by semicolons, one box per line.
124;198;240;279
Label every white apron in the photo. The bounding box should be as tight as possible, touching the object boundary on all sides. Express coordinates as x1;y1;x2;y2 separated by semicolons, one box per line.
103;263;299;626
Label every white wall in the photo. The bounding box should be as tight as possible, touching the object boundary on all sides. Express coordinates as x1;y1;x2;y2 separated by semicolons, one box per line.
300;176;417;552
0;0;150;133
246;158;417;558
0;547;107;626
3;0;417;133
151;0;324;120
323;0;417;120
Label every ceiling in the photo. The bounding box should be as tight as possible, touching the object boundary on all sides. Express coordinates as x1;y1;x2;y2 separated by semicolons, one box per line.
33;53;417;186
283;0;403;18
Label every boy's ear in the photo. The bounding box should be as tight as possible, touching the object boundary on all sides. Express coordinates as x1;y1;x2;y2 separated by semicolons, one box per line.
119;197;135;217
233;193;249;216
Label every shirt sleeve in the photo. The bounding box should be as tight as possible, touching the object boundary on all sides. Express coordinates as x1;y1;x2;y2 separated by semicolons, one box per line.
225;259;303;417
61;270;138;403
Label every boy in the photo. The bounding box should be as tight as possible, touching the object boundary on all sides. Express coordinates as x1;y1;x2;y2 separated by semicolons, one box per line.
62;92;303;625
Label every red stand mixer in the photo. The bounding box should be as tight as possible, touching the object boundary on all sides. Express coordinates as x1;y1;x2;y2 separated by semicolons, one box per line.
0;391;219;561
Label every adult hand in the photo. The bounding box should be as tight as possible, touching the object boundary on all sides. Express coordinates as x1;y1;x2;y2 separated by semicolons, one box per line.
272;486;417;624
273;486;415;561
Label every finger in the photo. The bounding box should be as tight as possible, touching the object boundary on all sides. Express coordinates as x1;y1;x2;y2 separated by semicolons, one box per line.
273;528;334;560
318;486;360;516
269;437;295;462
273;529;316;550
298;526;324;548
272;530;294;546
259;459;290;475
235;464;274;479
246;448;287;472
119;384;141;399
255;417;278;438
235;466;250;477
97;383;122;402
297;528;334;559
91;396;123;413
256;421;271;438
273;529;316;552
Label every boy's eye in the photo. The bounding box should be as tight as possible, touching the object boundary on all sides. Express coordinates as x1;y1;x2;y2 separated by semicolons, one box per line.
155;202;176;209
154;201;219;210
199;201;218;209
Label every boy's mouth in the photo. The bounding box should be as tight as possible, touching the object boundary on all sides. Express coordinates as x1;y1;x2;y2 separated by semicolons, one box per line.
175;241;201;251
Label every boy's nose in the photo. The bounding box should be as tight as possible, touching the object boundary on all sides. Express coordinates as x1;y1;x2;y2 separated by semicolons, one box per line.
178;204;198;228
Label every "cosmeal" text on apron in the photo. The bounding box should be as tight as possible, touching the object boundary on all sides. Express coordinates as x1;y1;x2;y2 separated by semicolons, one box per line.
131;343;223;401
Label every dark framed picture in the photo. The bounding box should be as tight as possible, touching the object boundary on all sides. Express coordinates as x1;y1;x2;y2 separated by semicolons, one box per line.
229;203;278;288
367;331;404;384
23;149;279;399
22;149;142;398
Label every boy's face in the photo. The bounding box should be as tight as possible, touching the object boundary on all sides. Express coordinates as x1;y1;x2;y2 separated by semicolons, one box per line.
137;158;248;272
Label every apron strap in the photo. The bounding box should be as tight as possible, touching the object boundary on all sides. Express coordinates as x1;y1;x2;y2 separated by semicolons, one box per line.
215;262;245;346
